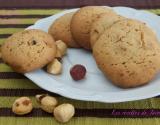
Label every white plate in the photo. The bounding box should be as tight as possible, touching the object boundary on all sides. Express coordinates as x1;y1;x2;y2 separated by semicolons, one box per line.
25;6;160;103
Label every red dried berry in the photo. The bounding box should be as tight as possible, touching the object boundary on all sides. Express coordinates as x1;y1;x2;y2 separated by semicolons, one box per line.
70;64;86;81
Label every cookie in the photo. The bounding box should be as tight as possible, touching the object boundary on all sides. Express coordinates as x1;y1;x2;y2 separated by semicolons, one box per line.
71;6;115;50
90;13;124;48
1;29;57;73
48;12;80;48
93;19;160;88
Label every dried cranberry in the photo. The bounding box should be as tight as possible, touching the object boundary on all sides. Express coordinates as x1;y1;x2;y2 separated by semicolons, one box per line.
70;64;86;81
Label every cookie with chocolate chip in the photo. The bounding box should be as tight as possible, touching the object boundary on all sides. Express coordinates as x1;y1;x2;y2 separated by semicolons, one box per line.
90;13;124;48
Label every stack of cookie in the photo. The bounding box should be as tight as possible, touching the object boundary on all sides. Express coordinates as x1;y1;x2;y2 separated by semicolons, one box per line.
49;6;116;49
49;6;160;88
1;6;160;88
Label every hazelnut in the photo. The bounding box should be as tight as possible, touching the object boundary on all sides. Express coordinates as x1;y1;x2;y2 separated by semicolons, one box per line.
54;103;75;123
55;49;62;58
36;94;58;113
47;58;62;75
70;64;86;81
12;97;33;115
56;40;67;56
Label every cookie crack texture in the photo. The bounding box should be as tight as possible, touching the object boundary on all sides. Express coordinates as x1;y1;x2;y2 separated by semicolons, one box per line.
71;6;116;49
93;19;160;88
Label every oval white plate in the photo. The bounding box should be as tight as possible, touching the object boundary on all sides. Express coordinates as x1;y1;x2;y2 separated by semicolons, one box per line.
25;6;160;103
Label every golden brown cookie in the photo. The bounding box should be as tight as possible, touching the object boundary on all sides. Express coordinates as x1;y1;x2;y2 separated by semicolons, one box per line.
93;19;160;88
1;29;57;73
48;12;80;48
90;13;124;48
71;6;115;50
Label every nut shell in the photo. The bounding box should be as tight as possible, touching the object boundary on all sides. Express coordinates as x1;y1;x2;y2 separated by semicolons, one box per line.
56;40;67;56
36;94;58;113
47;59;62;75
12;97;33;115
54;103;75;123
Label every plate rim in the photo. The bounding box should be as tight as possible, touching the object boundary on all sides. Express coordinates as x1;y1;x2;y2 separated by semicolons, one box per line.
25;6;160;103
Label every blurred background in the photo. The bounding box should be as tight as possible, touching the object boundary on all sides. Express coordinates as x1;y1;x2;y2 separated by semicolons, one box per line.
0;0;160;9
